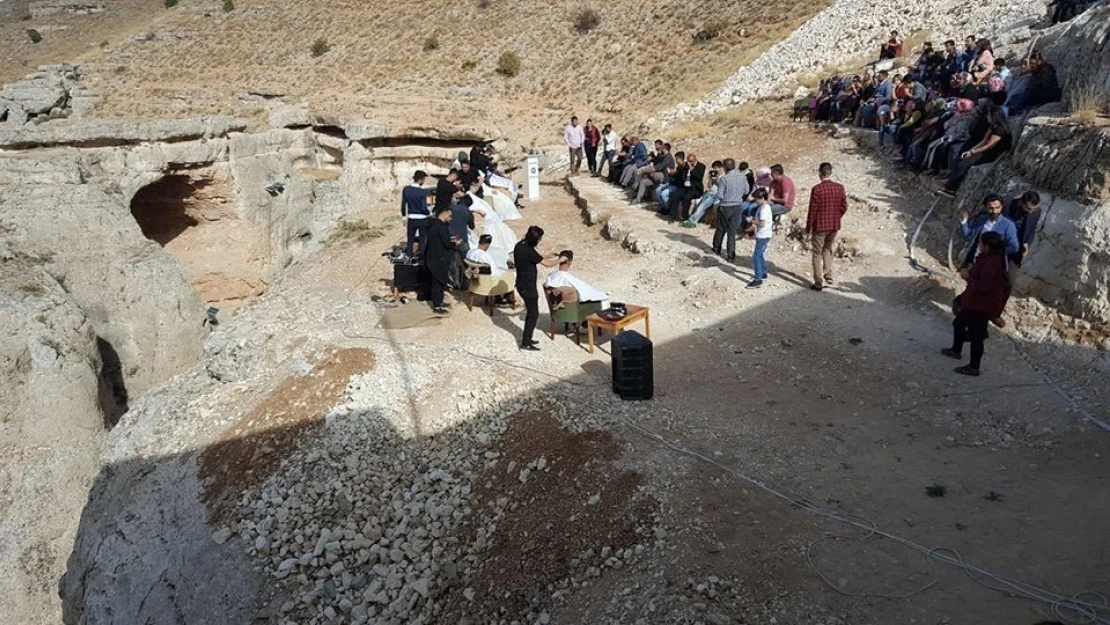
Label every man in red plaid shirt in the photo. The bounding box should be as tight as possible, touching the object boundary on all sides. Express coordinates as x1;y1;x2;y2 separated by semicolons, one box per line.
805;162;848;291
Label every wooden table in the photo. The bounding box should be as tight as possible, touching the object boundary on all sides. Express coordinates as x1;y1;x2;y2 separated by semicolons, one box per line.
586;305;650;354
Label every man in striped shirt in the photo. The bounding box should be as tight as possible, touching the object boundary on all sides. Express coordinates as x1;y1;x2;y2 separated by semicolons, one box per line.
805;162;848;291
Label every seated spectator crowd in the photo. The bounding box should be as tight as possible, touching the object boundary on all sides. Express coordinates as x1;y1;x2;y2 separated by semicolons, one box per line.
798;34;1063;196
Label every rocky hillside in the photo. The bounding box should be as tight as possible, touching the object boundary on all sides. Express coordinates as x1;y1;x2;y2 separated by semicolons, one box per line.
2;0;829;142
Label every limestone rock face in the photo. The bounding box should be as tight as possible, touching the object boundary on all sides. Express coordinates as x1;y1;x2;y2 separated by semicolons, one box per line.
0;261;105;625
0;66;79;126
0;183;207;396
28;0;105;17
1038;5;1110;94
1012;115;1110;206
0;115;248;148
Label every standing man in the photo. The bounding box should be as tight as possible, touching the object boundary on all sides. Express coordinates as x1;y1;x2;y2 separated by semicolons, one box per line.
423;206;455;315
435;169;461;212
401;170;430;256
583;119;601;176
513;226;565;351
805;162;848;291
597;124;618;178
564;116;585;176
768;164;796;224
1006;190;1041;268
711;158;749;263
448;195;476;289
958;193;1019;269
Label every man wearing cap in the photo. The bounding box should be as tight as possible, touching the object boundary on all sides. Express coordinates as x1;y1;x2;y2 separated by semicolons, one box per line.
401;170;431;255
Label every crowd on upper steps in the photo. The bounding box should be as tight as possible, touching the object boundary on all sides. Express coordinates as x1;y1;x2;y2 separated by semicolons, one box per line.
799;32;1064;198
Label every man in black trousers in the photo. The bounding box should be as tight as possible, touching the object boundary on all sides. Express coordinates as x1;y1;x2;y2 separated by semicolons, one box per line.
423;206;455;315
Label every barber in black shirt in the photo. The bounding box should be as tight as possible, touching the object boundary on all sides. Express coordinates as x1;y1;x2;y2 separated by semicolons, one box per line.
513;226;565;351
435;170;461;211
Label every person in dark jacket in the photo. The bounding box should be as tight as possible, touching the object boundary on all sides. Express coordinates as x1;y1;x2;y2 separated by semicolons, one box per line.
435;170;461;211
1006;190;1041;267
423;206;455;315
448;195;476;289
401;170;431;255
513;226;565;351
668;153;706;221
942;231;1010;376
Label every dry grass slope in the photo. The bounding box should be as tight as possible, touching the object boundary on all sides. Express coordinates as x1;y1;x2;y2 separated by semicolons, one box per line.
3;0;829;139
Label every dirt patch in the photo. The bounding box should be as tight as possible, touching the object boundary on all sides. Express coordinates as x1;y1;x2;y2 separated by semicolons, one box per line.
441;411;657;620
197;347;375;520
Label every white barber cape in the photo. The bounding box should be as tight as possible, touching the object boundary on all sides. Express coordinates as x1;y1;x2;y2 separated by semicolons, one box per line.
466;247;507;276
484;184;522;221
487;172;518;200
543;270;609;306
467;192;517;253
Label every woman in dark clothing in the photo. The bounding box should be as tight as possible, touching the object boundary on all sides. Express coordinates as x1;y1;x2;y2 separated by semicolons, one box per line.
513;226;565;351
422;206;455;315
942;231;1010;376
940;101;1012;195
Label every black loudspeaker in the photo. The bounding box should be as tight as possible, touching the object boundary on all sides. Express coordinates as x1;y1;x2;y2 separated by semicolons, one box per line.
611;330;653;401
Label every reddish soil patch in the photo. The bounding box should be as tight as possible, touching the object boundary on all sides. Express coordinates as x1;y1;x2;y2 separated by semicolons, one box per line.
198;347;375;520
441;411;657;620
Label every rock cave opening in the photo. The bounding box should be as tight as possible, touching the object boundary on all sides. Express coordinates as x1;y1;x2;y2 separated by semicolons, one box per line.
129;173;268;314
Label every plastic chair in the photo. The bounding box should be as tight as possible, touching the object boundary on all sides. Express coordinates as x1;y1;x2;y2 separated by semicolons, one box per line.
544;287;604;346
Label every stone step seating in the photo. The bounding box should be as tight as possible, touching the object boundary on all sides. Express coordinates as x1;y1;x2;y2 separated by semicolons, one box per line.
563;175;680;256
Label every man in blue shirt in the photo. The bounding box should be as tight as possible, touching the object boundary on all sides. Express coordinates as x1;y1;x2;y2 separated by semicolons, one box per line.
401;170;430;255
618;136;649;187
959;193;1019;268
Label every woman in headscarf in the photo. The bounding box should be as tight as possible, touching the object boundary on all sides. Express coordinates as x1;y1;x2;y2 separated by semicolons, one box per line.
940;100;1012;195
924;98;976;174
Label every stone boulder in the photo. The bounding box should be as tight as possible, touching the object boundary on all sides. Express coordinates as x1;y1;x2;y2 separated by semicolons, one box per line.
0;260;105;625
0;66;80;127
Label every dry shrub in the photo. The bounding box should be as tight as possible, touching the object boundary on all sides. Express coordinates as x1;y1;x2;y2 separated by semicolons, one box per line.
310;38;330;57
694;18;728;42
331;219;384;243
497;51;521;76
26;28;42;43
423;35;440;51
1068;83;1110;125
574;6;601;33
164;0;178;7
222;0;234;12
